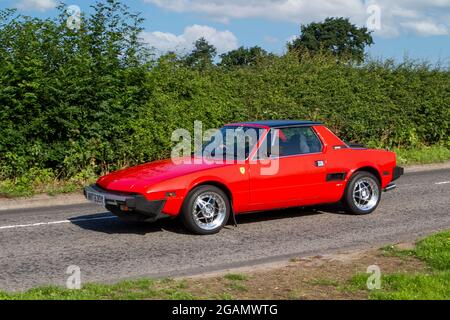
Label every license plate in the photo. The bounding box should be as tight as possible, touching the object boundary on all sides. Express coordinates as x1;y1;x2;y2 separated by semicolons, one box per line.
86;191;105;205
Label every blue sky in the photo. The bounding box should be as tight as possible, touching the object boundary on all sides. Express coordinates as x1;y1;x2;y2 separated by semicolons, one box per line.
1;0;449;64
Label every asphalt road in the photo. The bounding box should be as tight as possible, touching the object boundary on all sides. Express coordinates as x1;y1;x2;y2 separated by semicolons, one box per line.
1;169;449;292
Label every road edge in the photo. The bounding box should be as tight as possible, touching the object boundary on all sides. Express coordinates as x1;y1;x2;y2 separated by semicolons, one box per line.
0;192;86;212
1;161;449;212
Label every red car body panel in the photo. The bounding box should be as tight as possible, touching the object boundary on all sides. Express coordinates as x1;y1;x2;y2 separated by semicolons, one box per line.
96;124;398;217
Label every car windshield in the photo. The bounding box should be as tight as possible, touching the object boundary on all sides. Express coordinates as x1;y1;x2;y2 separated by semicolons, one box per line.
195;126;262;160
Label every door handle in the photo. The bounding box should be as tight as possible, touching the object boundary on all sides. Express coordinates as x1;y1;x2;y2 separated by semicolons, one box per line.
315;160;325;167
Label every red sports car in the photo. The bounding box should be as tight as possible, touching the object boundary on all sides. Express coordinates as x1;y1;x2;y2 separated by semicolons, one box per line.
84;120;403;235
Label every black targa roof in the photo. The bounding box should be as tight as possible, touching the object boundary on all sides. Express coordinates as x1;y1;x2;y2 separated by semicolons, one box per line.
228;120;323;128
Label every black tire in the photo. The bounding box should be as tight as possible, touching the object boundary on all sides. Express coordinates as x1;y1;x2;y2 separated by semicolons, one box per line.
342;171;381;215
180;185;231;235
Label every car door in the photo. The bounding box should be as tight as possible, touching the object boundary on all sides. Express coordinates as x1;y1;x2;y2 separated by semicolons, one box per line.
248;126;327;211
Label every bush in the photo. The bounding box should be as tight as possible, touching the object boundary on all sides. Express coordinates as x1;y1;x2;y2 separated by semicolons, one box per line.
0;2;449;184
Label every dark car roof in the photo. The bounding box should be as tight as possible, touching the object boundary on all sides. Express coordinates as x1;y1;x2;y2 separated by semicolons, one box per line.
227;120;323;128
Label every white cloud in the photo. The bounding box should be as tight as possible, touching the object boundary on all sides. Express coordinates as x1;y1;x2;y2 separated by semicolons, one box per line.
145;0;450;37
371;1;450;37
146;0;365;24
264;35;279;44
401;21;449;36
141;24;239;55
286;34;298;44
16;0;56;12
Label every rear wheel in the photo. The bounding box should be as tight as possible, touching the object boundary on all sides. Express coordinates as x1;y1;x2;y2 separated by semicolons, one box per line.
180;185;230;235
342;171;381;215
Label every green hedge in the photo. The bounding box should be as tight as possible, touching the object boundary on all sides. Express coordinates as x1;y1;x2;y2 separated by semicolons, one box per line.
0;4;449;181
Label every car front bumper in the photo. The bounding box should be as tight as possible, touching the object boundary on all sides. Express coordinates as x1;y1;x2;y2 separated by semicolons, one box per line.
84;184;167;222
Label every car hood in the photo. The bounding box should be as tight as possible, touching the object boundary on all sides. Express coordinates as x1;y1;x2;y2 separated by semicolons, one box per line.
96;157;227;193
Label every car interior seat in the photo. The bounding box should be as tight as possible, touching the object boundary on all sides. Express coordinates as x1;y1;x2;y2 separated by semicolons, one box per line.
299;134;310;154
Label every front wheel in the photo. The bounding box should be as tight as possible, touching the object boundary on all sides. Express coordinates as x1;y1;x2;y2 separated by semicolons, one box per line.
180;185;231;235
342;171;381;215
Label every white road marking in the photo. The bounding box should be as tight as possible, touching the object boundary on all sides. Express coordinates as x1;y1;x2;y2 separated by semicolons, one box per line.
435;181;450;185
0;216;117;231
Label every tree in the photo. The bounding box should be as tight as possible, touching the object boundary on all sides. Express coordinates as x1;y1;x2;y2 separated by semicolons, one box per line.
0;1;151;178
219;46;273;68
288;17;373;63
184;37;217;69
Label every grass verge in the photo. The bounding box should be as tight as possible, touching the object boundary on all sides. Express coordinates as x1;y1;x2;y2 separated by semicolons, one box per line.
350;230;450;300
0;279;196;300
394;145;450;165
0;168;97;198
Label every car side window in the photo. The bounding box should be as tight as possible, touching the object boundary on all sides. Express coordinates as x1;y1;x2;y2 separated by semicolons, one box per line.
273;127;323;157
